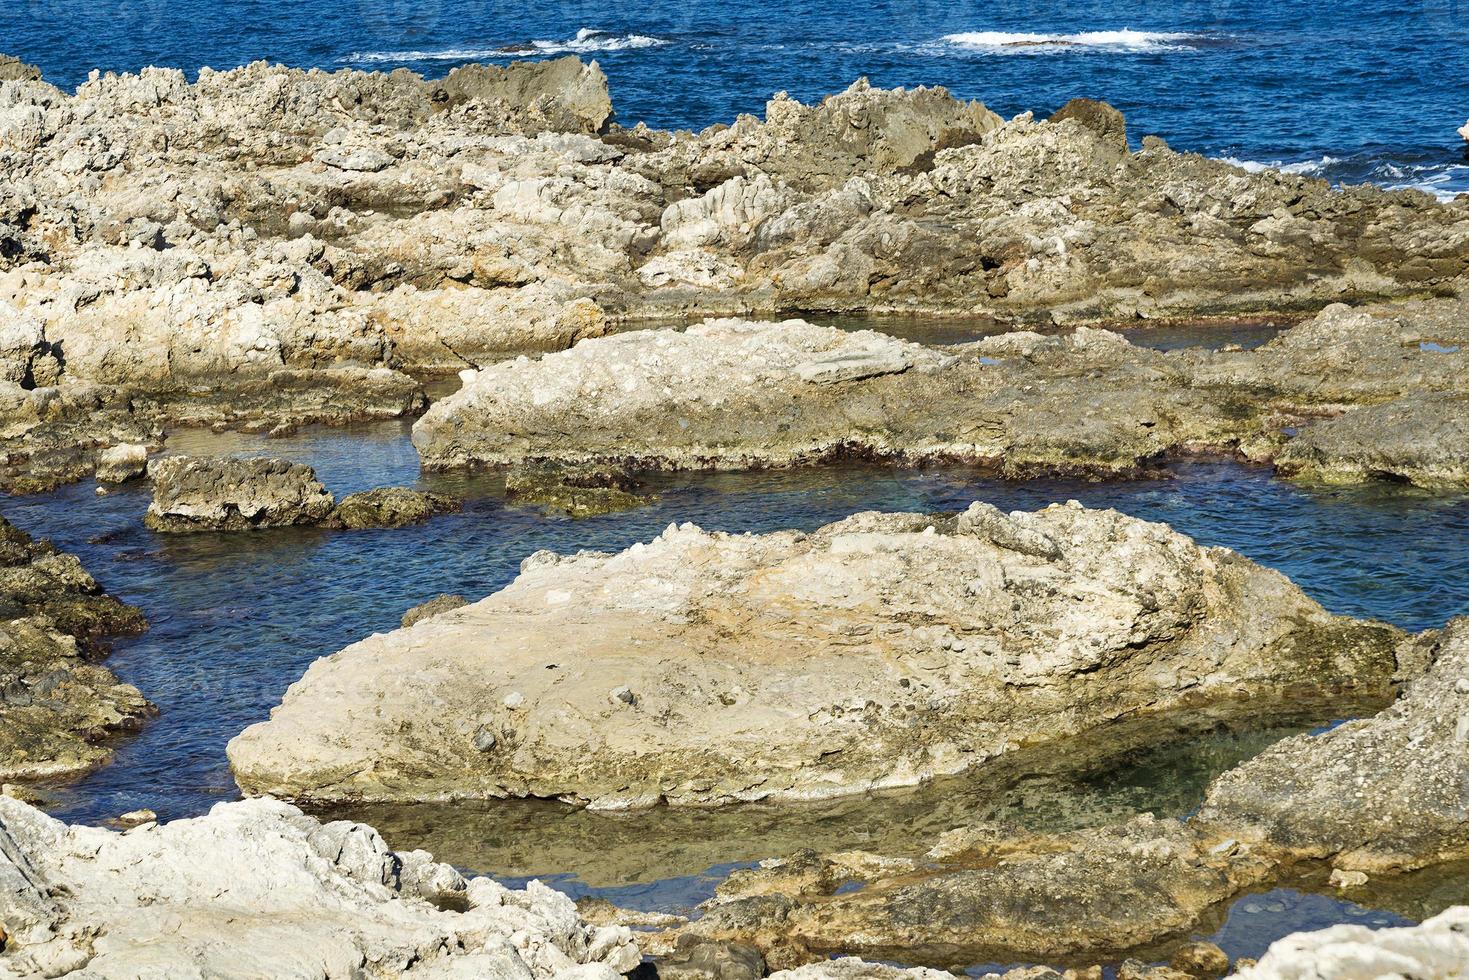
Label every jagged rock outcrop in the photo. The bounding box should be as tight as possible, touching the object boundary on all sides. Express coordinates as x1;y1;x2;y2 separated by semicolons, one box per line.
144;455;460;533
145;455;337;532
0;796;641;978
3;59;1467;492
227;503;1403;809
0;56;40;83
0;514;148;781
414;300;1469;486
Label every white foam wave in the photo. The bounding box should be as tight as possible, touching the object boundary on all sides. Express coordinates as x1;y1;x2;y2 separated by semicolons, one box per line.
504;28;669;56
1216;155;1339;176
940;29;1200;53
342;29;667;64
1377;163;1469;203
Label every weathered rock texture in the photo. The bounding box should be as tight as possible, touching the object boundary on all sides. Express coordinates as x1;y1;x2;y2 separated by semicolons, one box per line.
1235;905;1469;979
504;465;657;518
0;514;148;781
328;487;461;530
228;503;1403;809
1196;617;1469;875
415;299;1469;487
144;454;458;532
3;58;1467;491
0;795;641;978
145;455;336;532
648;619;1469;968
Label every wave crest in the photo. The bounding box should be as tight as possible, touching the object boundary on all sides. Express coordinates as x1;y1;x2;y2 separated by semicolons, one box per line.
342;28;668;65
940;29;1201;53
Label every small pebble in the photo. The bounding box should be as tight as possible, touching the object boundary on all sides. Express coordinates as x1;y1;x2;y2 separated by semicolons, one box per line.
503;691;525;710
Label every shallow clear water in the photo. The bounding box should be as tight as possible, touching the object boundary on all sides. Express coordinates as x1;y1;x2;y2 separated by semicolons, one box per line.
3;411;1468;967
5;0;1468;198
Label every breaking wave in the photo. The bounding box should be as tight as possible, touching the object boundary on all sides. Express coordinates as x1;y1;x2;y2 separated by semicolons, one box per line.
342;29;668;64
939;29;1204;54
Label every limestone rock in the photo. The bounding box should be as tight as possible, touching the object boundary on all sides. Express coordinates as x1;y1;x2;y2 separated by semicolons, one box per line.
401;594;469;629
0;55;41;82
95;443;150;484
227;503;1402;809
328;487;461;530
658;935;765;980
0;514;149;782
415;302;1469;483
1049;98;1127;153
0;796;641;978
145;455;336;533
1197;617;1469;874
1234;905;1469;979
1273;393;1469;488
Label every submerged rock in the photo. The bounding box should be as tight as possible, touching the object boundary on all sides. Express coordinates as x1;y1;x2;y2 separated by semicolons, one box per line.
414;301;1469;484
401;594;469;629
145;455;336;533
505;465;658;517
0;515;149;782
678;815;1272;967
227;503;1403;808
0;796;641;978
328;487;461;530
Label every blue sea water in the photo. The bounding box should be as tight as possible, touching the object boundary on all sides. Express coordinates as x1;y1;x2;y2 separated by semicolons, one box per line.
5;0;1469;197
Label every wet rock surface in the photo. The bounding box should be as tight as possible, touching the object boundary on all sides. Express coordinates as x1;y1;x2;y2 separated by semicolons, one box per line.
505;464;659;518
1196;617;1469;875
0;514;148;782
226;502;1403;808
400;594;470;629
328;486;461;530
0;795;641;978
145;455;337;533
415;298;1469;485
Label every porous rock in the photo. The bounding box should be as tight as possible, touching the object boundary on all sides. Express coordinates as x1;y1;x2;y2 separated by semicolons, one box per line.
0;514;148;782
328;487;461;530
144;455;336;533
227;503;1403;809
0;795;641;978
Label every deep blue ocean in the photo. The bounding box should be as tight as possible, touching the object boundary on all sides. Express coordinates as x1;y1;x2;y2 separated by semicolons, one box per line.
5;0;1469;198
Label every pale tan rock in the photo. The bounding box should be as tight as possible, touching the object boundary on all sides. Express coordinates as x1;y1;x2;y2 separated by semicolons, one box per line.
0;796;640;978
227;503;1402;808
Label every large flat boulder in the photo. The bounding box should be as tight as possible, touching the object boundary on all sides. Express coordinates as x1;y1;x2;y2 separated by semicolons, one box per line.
413;305;1469;486
0;796;640;978
228;502;1403;809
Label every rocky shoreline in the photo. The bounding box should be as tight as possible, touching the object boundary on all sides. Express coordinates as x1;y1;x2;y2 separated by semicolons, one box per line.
3;48;1469;980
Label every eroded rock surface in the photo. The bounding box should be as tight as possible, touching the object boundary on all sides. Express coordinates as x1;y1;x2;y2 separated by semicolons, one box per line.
504;465;658;518
1196;617;1469;875
0;796;641;978
0;514;148;781
145;455;336;533
1235;905;1469;979
415;299;1469;486
328;487;461;529
3;58;1467;492
227;503;1403;809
